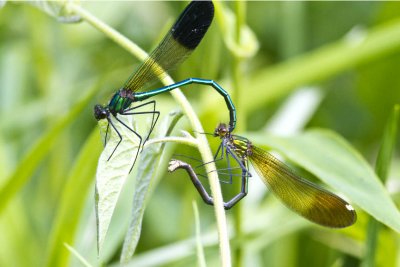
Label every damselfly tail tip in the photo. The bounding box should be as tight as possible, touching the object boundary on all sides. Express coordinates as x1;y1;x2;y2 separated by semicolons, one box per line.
168;159;182;172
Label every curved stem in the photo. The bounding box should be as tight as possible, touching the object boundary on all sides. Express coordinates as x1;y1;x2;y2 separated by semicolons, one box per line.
232;2;246;267
67;3;231;266
143;136;197;149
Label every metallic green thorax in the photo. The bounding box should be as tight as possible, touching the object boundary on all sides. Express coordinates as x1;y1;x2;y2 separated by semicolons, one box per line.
108;89;134;115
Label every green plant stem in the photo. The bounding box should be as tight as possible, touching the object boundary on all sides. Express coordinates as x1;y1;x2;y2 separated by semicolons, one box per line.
362;105;399;267
64;243;93;267
66;3;231;266
144;136;197;149
232;2;246;267
280;2;306;59
193;202;207;267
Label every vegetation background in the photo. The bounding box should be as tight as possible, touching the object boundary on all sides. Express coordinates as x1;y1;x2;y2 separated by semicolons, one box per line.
0;1;399;267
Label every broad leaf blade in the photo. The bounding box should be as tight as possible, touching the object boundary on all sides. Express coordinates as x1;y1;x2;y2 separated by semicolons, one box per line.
247;129;400;232
95;116;139;255
120;111;182;263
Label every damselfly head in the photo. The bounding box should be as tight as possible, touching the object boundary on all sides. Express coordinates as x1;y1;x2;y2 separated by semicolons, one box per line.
94;104;108;121
214;123;229;138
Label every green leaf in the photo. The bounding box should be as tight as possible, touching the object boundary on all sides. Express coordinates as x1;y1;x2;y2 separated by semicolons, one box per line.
0;87;96;215
95;115;139;255
45;129;101;267
363;104;399;267
247;128;400;232
120;111;182;263
375;105;399;182
114;201;307;267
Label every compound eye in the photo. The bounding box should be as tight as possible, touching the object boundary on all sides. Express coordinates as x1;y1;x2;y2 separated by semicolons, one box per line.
220;126;228;134
94;104;107;120
217;127;227;137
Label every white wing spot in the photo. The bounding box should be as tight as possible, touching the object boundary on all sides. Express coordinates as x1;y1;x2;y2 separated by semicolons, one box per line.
346;204;355;211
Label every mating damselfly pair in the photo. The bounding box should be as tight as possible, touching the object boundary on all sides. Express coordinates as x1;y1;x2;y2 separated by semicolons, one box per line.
94;1;356;228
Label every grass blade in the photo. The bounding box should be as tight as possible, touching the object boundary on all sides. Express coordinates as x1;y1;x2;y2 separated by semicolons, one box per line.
363;104;399;267
193;201;207;267
0;88;96;214
64;243;93;267
45;130;101;267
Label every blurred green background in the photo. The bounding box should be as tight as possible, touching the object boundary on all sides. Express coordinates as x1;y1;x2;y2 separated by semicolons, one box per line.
0;1;400;267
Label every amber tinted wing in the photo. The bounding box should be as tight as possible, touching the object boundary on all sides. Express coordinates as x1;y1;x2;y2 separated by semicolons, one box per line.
250;146;356;228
